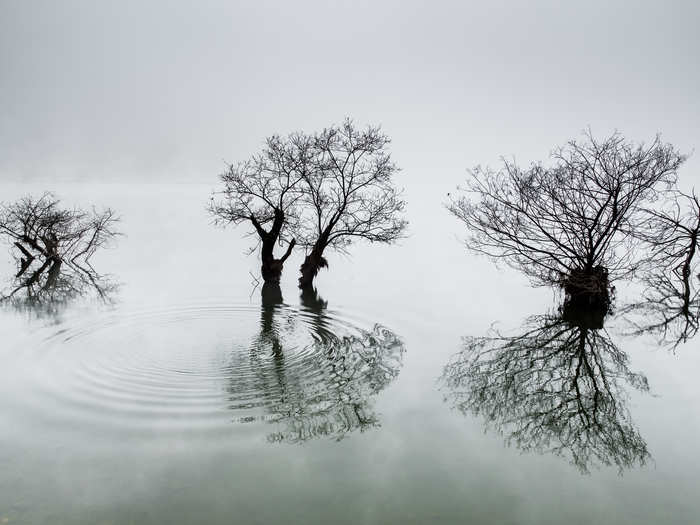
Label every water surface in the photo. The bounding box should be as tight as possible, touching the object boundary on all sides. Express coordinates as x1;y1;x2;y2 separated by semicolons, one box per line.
1;182;699;524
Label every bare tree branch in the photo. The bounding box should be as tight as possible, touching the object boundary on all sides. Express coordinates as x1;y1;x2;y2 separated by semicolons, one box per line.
209;133;312;283
295;119;407;288
447;131;685;306
441;310;650;474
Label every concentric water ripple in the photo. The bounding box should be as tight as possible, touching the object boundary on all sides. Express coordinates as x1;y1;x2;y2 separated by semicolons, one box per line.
3;301;405;443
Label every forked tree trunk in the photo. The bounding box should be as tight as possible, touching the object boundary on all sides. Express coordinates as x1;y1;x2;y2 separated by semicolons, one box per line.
260;239;295;284
255;209;295;284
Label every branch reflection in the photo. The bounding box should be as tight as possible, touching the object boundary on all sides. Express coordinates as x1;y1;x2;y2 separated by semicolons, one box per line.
0;193;119;315
441;306;651;473
621;272;699;350
228;284;405;443
1;249;117;316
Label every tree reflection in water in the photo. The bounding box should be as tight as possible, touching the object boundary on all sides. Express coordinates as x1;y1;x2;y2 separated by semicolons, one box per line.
228;284;405;443
441;306;651;474
1;252;117;322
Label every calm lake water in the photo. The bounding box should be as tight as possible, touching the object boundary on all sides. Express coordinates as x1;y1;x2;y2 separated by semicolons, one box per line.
1;182;699;525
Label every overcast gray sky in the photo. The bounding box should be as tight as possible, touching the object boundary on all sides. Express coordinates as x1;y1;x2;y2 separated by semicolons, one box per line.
1;0;698;189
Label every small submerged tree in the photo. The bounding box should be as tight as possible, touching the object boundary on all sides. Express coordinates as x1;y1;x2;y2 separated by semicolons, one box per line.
0;192;120;306
296;120;407;288
448;131;685;309
209;133;312;283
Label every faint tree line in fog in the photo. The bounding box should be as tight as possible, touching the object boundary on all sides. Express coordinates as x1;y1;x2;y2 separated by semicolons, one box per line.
0;192;120;306
209;118;407;289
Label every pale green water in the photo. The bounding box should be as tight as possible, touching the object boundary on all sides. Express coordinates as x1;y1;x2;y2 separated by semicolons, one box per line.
0;182;699;525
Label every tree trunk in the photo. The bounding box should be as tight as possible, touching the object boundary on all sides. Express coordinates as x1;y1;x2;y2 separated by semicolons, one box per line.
562;265;611;322
261;238;295;284
298;246;328;289
261;245;283;284
680;229;698;315
255;209;295;284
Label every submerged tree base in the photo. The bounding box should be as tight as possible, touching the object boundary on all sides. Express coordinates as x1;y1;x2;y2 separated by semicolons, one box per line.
298;252;328;289
561;266;612;329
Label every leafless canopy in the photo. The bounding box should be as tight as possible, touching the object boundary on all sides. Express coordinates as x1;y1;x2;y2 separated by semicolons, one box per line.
210;119;407;288
209;133;312;282
447;131;685;292
0;193;120;306
297;119;407;250
209;134;312;238
296;119;407;288
441;312;650;474
0;192;119;263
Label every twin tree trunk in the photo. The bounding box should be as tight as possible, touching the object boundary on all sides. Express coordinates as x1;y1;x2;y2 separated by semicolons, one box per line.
255;209;328;289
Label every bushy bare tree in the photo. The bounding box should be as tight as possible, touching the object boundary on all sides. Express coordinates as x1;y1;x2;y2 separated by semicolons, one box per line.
441;310;650;474
448;131;685;308
209;133;312;283
295;120;407;288
0;193;119;307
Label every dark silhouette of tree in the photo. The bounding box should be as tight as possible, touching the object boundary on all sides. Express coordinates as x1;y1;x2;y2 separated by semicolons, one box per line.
209;133;312;283
639;189;700;309
227;286;405;443
295;120;407;288
441;308;651;474
447;131;685;308
621;190;700;348
0;193;119;309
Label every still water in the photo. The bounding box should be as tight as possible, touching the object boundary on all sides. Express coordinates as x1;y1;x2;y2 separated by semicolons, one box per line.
1;182;699;524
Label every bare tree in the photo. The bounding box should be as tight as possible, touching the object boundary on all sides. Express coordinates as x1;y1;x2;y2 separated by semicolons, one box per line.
441;310;650;474
209;133;312;283
621;190;700;348
447;131;685;308
0;193;120;307
639;190;700;310
295;119;407;288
